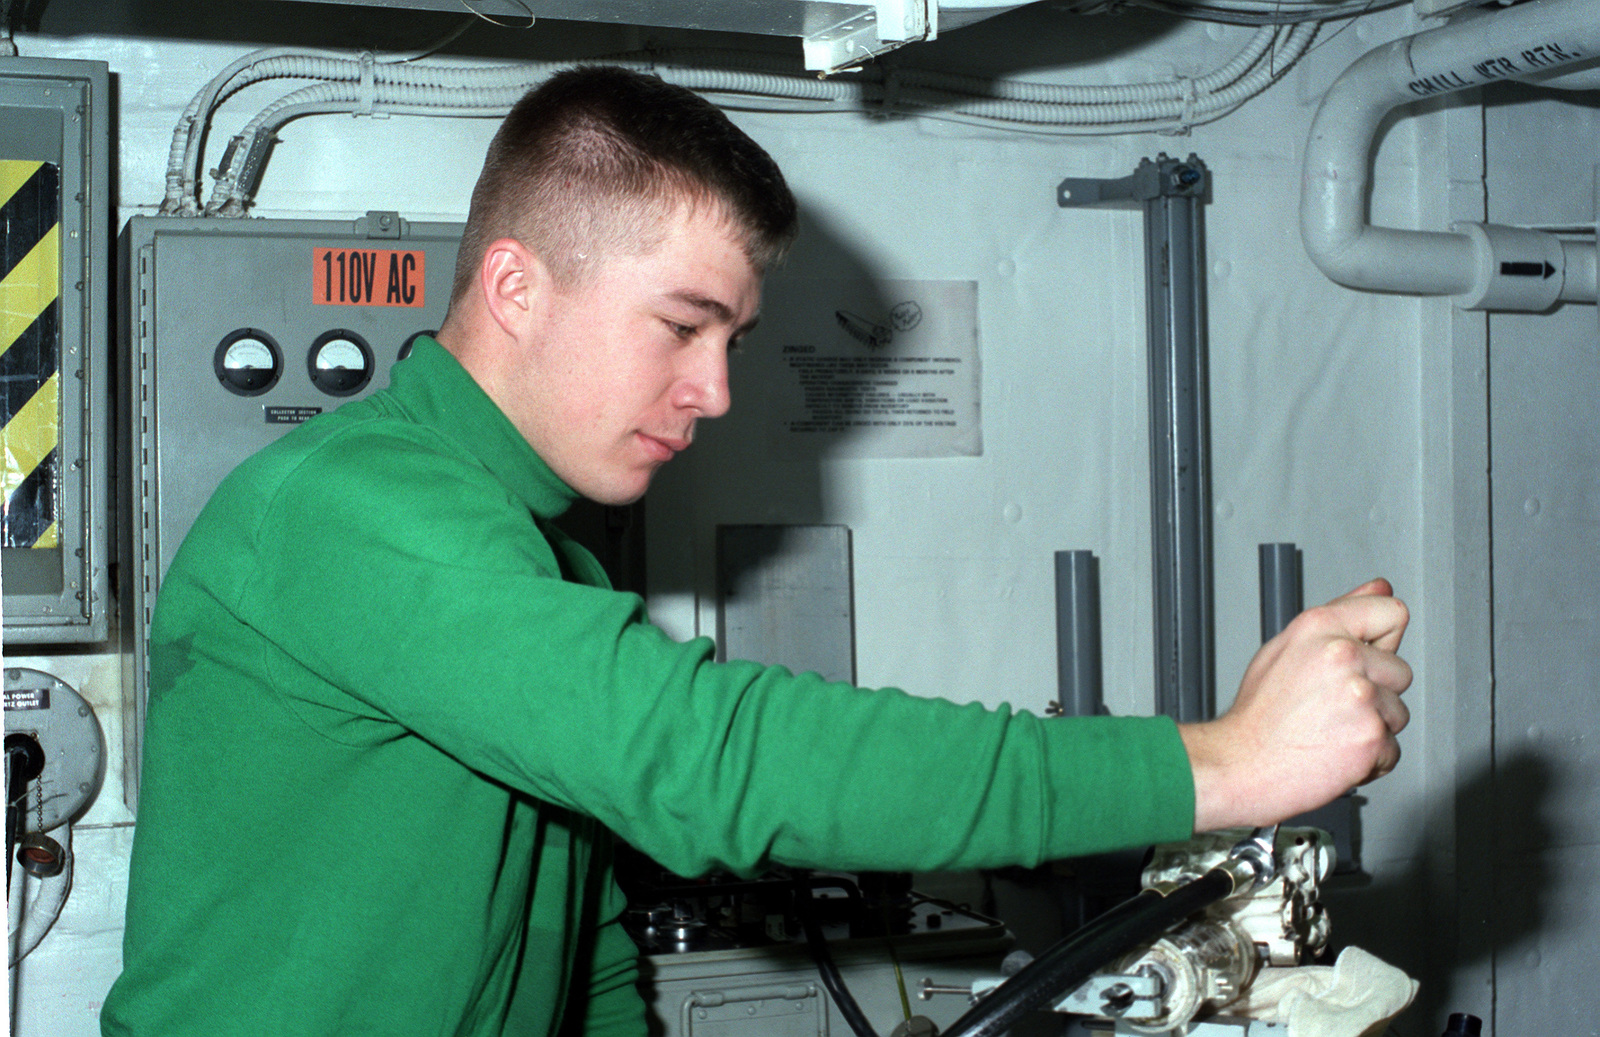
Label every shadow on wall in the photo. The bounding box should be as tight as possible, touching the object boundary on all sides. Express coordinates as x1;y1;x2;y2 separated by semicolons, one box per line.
644;199;894;603
1486;81;1600;117
1322;750;1555;1037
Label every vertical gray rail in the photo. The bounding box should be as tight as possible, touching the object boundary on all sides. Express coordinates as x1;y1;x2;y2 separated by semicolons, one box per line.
1054;550;1103;717
1257;541;1357;870
1059;155;1215;723
1258;542;1303;642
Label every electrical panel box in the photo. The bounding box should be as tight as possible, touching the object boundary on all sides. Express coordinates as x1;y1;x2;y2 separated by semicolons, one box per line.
1;57;111;644
123;212;462;810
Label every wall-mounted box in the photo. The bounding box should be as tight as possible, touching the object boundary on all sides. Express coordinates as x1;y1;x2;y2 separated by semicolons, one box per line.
1;57;111;645
122;212;461;809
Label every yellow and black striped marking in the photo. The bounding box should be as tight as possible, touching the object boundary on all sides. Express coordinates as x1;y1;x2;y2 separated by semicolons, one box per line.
1;159;61;550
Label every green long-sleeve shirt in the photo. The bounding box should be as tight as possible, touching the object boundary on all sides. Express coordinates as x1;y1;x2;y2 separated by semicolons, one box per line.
102;337;1194;1037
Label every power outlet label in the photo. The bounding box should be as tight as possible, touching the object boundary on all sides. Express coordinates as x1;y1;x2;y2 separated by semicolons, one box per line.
313;247;427;307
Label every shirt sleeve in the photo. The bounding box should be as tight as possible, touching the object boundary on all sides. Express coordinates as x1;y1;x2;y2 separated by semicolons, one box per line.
231;427;1195;879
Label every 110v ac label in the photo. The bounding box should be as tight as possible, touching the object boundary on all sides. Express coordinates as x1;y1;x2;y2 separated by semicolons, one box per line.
313;247;427;307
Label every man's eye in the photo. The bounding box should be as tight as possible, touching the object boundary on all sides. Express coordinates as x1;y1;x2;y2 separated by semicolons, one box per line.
668;321;696;339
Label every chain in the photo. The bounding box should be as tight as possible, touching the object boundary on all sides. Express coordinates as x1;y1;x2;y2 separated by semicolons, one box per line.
34;774;44;834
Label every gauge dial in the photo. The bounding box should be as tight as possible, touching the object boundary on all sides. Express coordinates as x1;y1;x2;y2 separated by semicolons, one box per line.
399;329;437;362
214;329;283;396
308;330;375;396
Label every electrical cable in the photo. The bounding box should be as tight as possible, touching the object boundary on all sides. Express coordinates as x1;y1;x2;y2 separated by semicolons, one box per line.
5;735;43;892
457;0;536;29
179;3;1329;212
795;874;881;1037
889;24;1278;104
383;15;479;62
652;23;1311;132
167;47;385;213
9;823;71;966
939;867;1237;1037
873;20;1313;128
165;41;535;213
1128;0;1399;24
198;66;561;213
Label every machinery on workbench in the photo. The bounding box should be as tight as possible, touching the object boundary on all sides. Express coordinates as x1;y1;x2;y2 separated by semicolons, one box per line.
622;825;1419;1037
938;825;1417;1037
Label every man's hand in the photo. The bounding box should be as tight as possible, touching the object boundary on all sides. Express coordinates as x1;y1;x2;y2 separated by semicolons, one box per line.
1179;578;1412;832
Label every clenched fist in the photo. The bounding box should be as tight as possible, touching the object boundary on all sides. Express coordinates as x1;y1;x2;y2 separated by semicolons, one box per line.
1180;578;1412;832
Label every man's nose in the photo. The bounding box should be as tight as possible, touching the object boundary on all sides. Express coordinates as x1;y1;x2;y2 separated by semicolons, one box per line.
675;344;731;419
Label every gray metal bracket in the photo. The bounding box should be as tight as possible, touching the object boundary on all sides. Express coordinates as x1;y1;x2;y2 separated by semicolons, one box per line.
1058;155;1215;723
1057;157;1208;212
360;210;405;240
1053;970;1165;1019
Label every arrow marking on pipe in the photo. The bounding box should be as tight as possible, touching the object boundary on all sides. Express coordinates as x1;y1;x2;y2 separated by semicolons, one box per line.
1500;261;1557;279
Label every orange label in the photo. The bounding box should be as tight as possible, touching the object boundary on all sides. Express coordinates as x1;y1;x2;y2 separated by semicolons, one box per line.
312;247;426;307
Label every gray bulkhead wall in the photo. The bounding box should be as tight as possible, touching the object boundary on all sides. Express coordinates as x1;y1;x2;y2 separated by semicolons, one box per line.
1480;83;1600;1037
3;4;1597;1035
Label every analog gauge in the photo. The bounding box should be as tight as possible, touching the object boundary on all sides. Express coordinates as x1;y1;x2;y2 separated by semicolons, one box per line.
214;329;283;396
308;329;374;396
399;329;437;362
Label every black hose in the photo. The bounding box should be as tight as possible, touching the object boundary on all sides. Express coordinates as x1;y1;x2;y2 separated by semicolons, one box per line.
939;867;1237;1037
795;877;881;1037
5;734;45;891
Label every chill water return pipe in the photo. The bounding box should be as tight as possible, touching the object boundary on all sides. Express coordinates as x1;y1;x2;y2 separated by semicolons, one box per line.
1301;0;1600;310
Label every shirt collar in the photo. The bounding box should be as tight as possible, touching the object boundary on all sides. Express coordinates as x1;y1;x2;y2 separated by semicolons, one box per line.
385;335;579;521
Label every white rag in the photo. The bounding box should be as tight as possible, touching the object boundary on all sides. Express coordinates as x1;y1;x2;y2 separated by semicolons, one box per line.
1230;947;1420;1037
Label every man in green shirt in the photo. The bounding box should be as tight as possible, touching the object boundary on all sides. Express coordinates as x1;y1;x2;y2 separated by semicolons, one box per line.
103;65;1409;1037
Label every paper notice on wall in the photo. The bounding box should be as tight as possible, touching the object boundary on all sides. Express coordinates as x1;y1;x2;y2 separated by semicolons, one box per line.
743;278;981;459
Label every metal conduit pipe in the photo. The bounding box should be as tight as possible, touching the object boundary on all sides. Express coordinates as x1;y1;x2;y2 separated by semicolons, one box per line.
1300;0;1600;309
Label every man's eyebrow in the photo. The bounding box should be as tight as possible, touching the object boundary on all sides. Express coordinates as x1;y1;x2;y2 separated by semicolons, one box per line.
668;290;760;336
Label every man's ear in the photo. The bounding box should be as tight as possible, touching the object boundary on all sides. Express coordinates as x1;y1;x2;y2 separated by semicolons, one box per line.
479;237;548;339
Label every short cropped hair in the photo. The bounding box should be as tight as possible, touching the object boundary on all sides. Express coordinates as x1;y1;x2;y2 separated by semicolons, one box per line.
449;65;799;305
